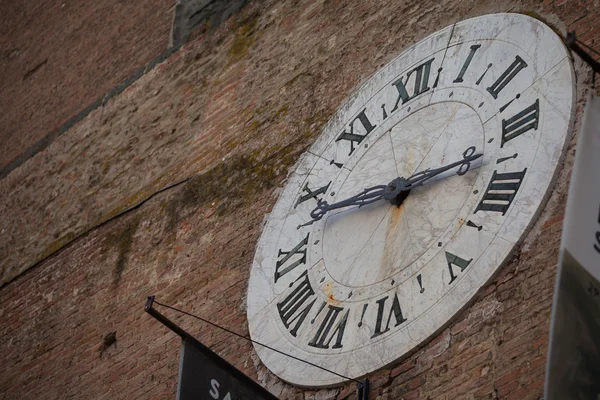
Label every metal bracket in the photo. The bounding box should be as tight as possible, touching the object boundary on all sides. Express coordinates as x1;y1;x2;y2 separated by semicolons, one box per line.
566;32;600;77
357;378;369;400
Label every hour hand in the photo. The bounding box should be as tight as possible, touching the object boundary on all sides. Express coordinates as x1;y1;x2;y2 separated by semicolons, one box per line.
299;184;388;228
382;146;482;204
404;146;482;189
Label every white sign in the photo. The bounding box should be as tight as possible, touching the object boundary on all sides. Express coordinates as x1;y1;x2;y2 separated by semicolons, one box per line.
546;93;600;399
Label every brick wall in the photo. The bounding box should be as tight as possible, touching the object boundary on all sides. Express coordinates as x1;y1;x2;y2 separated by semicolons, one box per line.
1;0;598;399
0;0;175;169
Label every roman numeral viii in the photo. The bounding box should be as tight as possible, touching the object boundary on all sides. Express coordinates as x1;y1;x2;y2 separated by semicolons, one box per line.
502;99;539;147
391;58;435;112
275;234;309;283
308;305;349;349
277;271;316;337
475;169;527;215
487;55;527;99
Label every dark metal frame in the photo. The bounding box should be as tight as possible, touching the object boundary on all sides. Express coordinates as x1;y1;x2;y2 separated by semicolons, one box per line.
566;32;600;75
144;296;279;400
145;296;370;399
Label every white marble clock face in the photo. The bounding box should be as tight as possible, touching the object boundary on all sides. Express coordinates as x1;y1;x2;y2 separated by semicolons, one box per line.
247;13;574;387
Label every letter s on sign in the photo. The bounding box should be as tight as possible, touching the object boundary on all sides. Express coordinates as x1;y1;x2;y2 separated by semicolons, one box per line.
209;379;220;399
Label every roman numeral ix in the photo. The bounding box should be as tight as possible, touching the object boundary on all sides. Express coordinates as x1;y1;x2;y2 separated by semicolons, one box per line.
275;234;309;282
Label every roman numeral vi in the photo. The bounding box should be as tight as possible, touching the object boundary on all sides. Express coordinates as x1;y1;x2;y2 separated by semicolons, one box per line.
370;293;407;339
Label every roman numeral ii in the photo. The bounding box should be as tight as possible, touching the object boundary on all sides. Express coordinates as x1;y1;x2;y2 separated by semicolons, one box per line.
487;55;527;99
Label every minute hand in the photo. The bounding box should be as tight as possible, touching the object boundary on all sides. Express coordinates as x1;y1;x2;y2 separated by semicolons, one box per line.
401;146;483;191
299;184;388;227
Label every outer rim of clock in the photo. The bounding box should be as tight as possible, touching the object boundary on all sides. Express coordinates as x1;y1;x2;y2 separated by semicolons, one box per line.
246;12;576;387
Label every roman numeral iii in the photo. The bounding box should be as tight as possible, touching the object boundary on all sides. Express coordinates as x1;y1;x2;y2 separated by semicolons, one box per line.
502;99;539;147
475;169;527;215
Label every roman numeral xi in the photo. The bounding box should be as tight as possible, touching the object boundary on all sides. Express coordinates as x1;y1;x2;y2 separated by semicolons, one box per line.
336;109;377;156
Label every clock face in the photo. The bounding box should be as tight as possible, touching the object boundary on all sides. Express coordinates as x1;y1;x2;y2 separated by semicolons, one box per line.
247;13;574;387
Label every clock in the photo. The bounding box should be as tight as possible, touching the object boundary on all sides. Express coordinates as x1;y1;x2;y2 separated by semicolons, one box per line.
246;13;574;387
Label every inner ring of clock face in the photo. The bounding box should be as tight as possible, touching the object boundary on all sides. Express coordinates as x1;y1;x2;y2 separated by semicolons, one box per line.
320;102;484;288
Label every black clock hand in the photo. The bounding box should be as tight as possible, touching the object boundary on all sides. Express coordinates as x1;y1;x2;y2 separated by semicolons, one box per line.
298;184;389;227
384;146;483;203
299;146;482;227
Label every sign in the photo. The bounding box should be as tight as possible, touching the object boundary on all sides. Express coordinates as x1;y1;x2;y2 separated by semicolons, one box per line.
143;297;277;400
545;93;600;399
177;337;278;400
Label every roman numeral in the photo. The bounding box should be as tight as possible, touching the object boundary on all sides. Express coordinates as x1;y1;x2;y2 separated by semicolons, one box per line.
295;181;330;208
335;108;377;156
277;271;316;337
454;44;481;83
486;55;527;99
275;234;309;283
446;251;473;284
501;99;539;147
370;293;407;339
308;305;349;349
391;58;435;112
475;169;527;215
